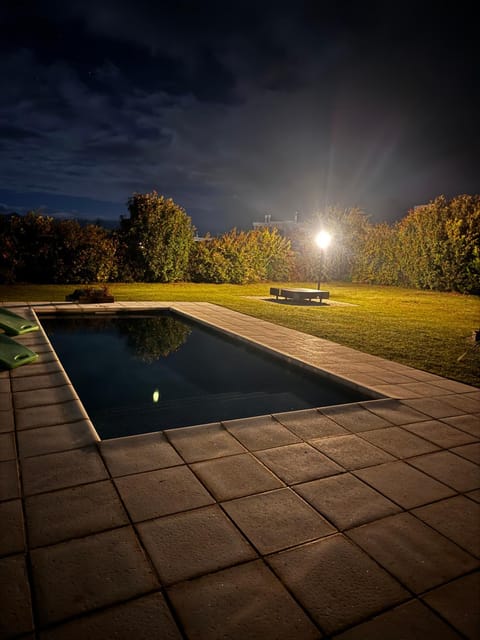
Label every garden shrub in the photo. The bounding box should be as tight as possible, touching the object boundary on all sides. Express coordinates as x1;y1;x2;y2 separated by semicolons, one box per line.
190;227;293;284
120;191;195;282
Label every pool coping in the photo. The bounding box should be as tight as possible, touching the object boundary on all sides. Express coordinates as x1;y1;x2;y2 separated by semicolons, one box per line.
1;301;479;638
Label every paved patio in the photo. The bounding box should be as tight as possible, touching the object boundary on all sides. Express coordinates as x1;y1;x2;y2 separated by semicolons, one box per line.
1;301;479;639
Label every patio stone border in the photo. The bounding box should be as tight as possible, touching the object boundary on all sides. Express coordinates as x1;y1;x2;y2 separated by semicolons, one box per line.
1;301;479;639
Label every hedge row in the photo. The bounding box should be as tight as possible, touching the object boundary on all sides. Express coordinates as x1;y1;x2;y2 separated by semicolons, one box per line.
352;195;480;294
1;193;478;293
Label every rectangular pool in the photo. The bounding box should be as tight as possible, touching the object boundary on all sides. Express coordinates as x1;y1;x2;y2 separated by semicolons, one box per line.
41;312;369;439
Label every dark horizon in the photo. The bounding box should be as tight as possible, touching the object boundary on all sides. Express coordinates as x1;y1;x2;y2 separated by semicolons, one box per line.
1;1;478;234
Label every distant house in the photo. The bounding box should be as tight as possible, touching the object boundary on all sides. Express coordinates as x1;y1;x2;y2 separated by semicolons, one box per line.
252;213;310;250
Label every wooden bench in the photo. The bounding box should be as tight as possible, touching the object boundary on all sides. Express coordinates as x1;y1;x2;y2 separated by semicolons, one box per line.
270;287;330;303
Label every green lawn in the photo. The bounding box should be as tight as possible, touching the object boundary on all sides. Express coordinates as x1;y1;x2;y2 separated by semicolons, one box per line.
1;282;479;387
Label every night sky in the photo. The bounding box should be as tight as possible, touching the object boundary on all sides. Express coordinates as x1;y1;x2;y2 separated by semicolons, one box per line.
1;1;478;233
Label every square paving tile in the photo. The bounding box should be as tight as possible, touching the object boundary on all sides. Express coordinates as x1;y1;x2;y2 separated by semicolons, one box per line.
389;382;453;397
360;426;440;458
295;473;401;530
426;379;478;393
451;442;480;464
401;420;477;448
37;593;182;640
0;500;25;556
191;453;283;501
0;432;16;462
222;488;335;554
25;480;129;548
0;460;20;501
465;392;480;400
0;554;34;637
12;332;50;351
310;434;395;469
15;400;89;430
99;432;183;477
0;408;14;433
223;415;301;451
21;446;109;496
407;451;480;492
401;398;464;419
354;460;455;509
347;512;478;593
31;526;160;626
320;404;393;432
168;560;320;640
11;371;70;393
422;572;480;639
164;423;245;462
372;384;423;399
256;443;343;485
360;369;420;386
334;599;462;639
467;489;480;503
137;505;257;585
0;391;12;411
114;465;215;522
360;399;430;425
273;408;348;440
17;421;97;458
14;385;78;409
10;360;61;378
442;394;480;414
267;534;408;635
412;495;480;558
442;414;480;438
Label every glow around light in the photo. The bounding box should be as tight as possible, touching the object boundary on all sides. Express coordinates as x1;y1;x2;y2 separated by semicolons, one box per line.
315;230;332;250
153;389;160;403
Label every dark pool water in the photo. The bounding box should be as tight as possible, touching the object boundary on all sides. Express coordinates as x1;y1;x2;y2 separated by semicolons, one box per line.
41;313;368;439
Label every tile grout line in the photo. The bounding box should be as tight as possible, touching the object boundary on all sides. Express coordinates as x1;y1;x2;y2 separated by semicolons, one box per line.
10;366;39;639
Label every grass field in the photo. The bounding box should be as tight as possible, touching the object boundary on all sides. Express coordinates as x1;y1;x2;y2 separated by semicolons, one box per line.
1;282;479;387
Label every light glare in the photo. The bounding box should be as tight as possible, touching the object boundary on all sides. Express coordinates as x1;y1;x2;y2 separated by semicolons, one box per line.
315;230;332;250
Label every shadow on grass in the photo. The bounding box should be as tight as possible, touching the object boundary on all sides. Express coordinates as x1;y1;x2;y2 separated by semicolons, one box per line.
243;296;356;307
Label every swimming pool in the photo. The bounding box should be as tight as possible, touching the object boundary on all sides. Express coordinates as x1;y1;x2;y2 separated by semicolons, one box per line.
42;312;369;439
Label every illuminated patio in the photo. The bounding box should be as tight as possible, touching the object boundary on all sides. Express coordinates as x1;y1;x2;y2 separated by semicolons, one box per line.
1;302;479;638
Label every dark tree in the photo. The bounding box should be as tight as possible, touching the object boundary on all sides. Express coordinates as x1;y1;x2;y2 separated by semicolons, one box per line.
120;192;195;282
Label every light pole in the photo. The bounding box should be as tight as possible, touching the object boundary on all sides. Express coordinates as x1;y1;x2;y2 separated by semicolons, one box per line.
314;230;332;290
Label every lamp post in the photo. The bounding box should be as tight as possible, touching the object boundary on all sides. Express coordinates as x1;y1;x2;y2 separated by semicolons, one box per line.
314;230;331;290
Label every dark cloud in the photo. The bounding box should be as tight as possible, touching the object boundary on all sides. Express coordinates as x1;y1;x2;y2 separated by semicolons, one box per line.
0;126;43;141
0;1;478;233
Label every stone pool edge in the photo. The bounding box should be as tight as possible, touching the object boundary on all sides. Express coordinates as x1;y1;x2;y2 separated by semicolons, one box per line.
2;301;479;638
7;300;479;453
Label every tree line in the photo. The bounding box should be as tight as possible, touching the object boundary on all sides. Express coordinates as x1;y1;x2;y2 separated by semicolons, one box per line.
353;195;480;293
1;192;478;293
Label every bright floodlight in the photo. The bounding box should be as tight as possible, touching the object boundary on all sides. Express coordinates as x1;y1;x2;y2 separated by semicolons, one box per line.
315;230;332;250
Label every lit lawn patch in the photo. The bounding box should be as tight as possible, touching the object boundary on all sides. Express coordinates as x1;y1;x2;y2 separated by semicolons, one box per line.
1;282;479;387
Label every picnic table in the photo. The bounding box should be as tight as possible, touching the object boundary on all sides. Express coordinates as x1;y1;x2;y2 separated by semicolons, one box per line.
270;287;330;303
